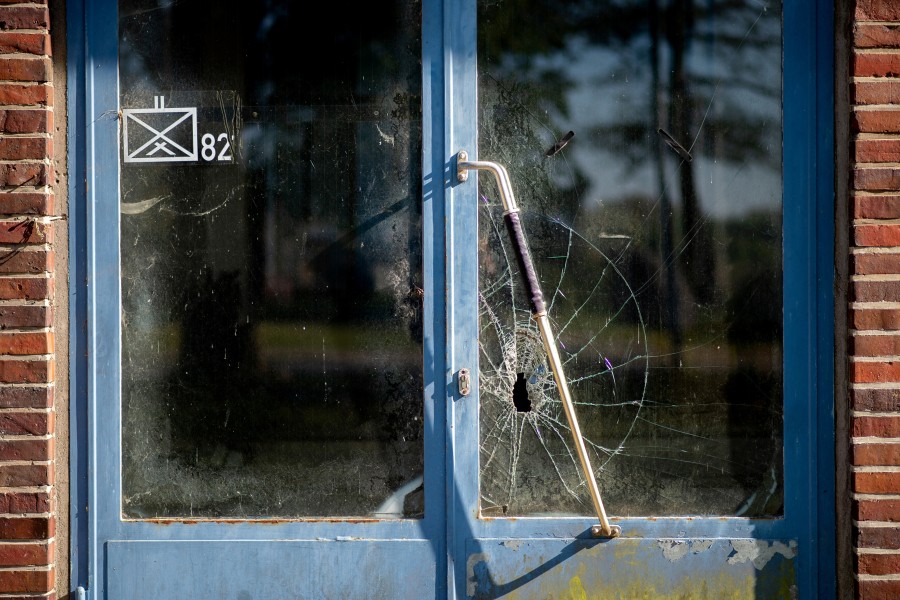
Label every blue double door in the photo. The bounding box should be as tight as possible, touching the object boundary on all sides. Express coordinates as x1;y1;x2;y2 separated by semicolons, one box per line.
73;0;834;597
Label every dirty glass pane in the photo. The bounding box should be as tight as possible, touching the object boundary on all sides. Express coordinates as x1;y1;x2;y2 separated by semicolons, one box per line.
118;0;424;518
477;0;783;517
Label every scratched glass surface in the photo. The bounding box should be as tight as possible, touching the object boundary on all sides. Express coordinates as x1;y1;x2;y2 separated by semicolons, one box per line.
118;0;424;518
477;0;783;517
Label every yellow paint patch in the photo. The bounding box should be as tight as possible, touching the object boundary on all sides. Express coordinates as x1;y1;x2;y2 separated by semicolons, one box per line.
565;576;587;600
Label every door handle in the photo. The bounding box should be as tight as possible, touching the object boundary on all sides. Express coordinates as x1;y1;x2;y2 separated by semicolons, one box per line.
456;150;620;538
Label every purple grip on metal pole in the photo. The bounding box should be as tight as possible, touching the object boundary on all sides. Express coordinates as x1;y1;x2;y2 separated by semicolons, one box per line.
504;211;546;316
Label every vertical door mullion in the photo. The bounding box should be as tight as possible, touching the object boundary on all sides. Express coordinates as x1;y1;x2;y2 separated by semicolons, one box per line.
445;0;479;595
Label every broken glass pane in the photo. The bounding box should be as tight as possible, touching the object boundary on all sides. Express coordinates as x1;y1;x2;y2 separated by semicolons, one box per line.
477;0;783;517
118;0;424;518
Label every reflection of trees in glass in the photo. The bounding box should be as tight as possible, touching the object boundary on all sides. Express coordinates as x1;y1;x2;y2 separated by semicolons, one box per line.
479;0;781;339
477;0;784;516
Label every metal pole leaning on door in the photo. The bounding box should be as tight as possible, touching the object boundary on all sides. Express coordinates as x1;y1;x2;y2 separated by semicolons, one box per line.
456;150;621;539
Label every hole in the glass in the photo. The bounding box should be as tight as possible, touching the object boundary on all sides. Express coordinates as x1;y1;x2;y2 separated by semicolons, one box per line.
512;372;532;412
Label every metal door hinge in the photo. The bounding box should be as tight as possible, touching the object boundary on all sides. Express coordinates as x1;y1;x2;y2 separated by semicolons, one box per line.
458;368;471;397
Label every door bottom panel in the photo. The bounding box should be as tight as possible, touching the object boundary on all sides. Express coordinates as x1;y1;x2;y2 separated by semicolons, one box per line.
106;540;438;599
465;537;798;599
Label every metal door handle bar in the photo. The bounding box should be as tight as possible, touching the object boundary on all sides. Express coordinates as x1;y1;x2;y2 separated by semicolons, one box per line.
456;150;620;539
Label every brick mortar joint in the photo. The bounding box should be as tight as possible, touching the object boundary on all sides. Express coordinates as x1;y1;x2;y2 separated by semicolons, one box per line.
0;32;48;38
856;574;900;581
0;540;53;546
853;219;900;225
855;520;900;527
855;47;900;53
850;360;900;365
0;157;54;164
0;53;50;60
0;133;51;139
852;247;900;254
850;273;900;280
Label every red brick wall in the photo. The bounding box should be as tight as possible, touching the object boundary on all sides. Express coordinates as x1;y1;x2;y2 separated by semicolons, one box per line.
0;0;55;598
852;1;900;598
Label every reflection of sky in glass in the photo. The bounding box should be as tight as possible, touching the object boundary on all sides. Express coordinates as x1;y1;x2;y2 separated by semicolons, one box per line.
489;4;781;218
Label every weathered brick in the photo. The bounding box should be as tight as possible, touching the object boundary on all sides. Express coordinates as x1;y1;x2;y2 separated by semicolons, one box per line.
855;415;900;437
0;517;52;539
0;332;51;355
0;438;50;461
854;471;900;493
855;52;900;78
0;139;50;162
0;386;51;409
853;80;900;105
0;192;52;215
854;308;900;330
0;304;49;329
0;220;48;244
0;359;51;383
0;542;50;567
852;361;900;383
853;333;900;355
853;279;900;302
855;168;900;192
0;32;48;56
857;552;900;575
855;223;900;246
853;387;900;411
0;250;53;275
854;110;900;134
0;463;50;487
0;568;52;593
856;525;900;549
856;498;900;521
856;23;900;48
0;84;50;107
0;411;50;435
0;491;50;514
855;196;900;220
0;278;50;301
857;0;900;22
0;7;48;31
857;579;900;600
856;138;900;163
854;443;900;465
0;110;47;134
0;163;48;187
0;58;49;83
854;253;900;276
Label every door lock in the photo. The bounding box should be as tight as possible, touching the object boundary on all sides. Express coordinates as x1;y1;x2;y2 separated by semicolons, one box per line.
458;368;471;397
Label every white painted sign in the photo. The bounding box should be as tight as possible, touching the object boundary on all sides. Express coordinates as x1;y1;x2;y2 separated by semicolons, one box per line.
123;96;198;163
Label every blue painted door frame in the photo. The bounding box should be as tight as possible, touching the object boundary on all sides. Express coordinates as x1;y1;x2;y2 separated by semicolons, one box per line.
68;0;835;597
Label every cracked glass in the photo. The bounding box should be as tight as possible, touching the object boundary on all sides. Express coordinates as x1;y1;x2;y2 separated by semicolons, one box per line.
477;0;784;517
118;0;424;518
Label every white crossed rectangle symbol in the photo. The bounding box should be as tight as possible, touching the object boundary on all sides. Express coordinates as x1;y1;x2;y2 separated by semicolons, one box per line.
123;97;198;163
